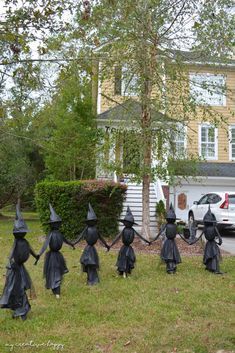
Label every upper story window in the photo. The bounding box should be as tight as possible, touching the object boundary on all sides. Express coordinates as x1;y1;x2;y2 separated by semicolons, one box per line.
229;125;235;161
172;124;187;159
199;124;218;160
190;73;226;106
113;65;138;96
121;66;138;96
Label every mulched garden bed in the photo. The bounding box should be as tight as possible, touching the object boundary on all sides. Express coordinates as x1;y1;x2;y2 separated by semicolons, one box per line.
38;235;229;256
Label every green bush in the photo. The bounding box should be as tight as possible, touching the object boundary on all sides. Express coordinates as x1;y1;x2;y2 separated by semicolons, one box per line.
155;200;166;229
35;180;127;239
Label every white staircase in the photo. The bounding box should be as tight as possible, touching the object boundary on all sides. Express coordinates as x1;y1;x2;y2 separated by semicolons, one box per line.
119;182;160;236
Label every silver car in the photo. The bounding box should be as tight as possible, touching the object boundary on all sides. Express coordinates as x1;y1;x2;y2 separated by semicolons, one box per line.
188;192;235;230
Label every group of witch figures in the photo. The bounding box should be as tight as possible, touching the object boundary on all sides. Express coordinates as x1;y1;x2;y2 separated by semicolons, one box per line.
0;201;223;320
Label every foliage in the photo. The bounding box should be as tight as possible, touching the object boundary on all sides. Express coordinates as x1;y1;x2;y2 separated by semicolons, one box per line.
33;64;98;181
0;58;45;209
76;0;234;238
0;134;30;209
155;199;166;230
35;179;127;238
0;215;235;353
83;0;235;179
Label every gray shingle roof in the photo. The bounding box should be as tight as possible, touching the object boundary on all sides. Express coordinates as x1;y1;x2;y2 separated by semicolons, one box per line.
197;162;235;178
164;50;235;67
97;99;167;126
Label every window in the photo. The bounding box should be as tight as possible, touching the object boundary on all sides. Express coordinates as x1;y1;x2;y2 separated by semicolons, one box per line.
190;73;226;106
207;194;222;204
121;66;138;96
199;124;218;160
230;126;235;161
173;124;187;158
198;193;221;205
198;195;209;205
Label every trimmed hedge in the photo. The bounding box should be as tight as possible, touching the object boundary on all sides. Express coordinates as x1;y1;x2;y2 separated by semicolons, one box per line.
35;180;127;239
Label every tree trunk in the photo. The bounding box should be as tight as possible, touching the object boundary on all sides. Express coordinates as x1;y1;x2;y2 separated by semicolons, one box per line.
139;8;157;240
142;172;151;240
141;108;152;241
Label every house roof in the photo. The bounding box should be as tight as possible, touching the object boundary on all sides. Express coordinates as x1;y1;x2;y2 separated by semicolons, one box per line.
97;99;167;127
167;50;235;68
196;162;235;178
169;161;235;179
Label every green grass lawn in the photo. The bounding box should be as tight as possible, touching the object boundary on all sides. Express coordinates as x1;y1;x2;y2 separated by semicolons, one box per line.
0;214;235;353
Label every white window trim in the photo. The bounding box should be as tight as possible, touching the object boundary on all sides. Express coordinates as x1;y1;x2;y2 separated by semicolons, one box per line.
97;61;102;114
190;72;226;107
229;125;235;161
198;123;218;160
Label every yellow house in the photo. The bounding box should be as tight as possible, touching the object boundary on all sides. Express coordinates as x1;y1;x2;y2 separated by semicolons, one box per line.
94;51;235;225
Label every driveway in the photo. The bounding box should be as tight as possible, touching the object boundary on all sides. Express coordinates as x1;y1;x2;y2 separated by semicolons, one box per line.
220;230;235;255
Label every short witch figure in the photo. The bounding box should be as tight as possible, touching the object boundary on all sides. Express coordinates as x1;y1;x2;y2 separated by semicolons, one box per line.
109;206;150;278
151;203;181;274
36;204;74;298
0;203;39;320
190;206;223;274
73;203;109;286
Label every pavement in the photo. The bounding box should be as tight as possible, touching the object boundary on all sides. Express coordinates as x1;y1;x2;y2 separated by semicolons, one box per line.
220;230;235;255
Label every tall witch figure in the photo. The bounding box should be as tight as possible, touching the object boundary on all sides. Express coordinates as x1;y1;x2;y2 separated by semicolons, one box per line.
0;204;39;320
189;206;223;274
36;204;74;298
109;206;150;278
73;203;110;286
151;203;181;274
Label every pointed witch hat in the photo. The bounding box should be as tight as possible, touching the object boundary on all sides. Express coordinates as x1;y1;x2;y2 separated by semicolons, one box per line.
13;202;29;233
86;203;97;222
119;206;138;225
166;203;176;221
203;205;217;223
47;203;62;223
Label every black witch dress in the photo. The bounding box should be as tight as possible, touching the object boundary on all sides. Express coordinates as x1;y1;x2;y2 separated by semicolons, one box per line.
0;236;37;319
116;227;136;275
74;225;109;285
160;223;181;273
38;230;74;295
109;225;150;276
188;207;223;274
203;225;222;272
151;203;181;274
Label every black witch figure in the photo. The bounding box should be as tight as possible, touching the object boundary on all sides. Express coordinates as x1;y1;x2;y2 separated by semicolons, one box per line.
0;204;39;320
189;206;223;274
109;206;150;278
73;203;110;286
36;204;74;298
151;203;181;274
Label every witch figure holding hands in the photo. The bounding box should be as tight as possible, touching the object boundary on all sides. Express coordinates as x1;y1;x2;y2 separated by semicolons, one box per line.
189;206;223;274
73;203;110;286
0;203;39;320
151;203;181;274
36;204;74;298
109;206;151;278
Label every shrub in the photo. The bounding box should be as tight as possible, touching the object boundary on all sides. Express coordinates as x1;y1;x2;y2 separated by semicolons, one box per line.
155;200;166;229
35;180;127;239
